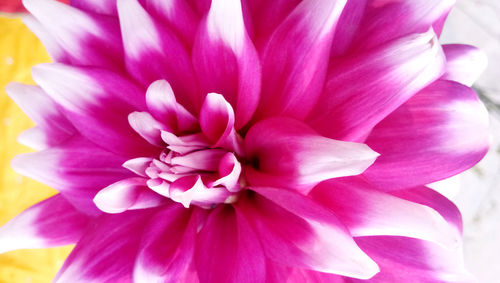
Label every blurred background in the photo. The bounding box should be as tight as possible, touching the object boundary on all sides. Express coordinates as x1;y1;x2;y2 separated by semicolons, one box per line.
0;0;499;282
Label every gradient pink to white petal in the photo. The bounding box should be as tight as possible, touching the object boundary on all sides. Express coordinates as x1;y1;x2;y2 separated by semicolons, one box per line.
0;0;490;282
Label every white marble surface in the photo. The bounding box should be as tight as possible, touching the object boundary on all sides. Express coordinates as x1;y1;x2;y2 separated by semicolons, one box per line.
439;1;500;282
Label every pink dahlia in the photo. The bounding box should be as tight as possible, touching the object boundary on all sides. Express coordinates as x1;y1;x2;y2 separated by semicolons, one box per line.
1;0;490;282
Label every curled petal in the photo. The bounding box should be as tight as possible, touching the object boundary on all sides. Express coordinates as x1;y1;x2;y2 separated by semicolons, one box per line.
128;112;165;147
443;44;487;86
245;118;378;193
213;152;242;192
94;177;167;213
123;157;154;177
0;194;88;253
169;176;231;208
363;80;490;189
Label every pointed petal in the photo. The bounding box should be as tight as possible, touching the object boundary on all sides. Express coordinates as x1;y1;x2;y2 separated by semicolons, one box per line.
0;194;88;253
240;187;379;279
123;157;153;177
145;80;198;133
54;209;159;283
11;136;133;215
94;177;167;213
192;0;261;128
196;205;266;283
32;63;157;157
308;29;445;141
254;0;347;121
363;80;489;189
443;44;487;87
70;0;117;16
24;0;123;69
22;15;68;62
117;0;199;111
310;177;460;247
352;236;473;282
6;83;75;148
244;118;378;194
134;205;198;283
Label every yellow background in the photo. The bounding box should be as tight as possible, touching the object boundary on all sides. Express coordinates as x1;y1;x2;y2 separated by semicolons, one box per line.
0;15;72;283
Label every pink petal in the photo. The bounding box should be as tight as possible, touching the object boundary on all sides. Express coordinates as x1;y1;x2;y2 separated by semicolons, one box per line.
94;177;167;213
239;187;379;279
266;263;345;283
195;205;266;283
22;16;68;62
70;0;117;16
24;0;123;70
191;0;261;128
213;152;242;192
134;205;199;283
169;176;230;208
170;149;227;172
140;0;200;47
352;0;456;51
32;63;158;157
244;118;378;194
443;44;488;87
351;236;473;282
363;80;489;189
123;157;154;177
308;29;445;141
6;83;75;149
254;0;347;121
117;0;200;111
54;209;160;283
310;177;460;247
128;112;165;147
330;0;368;57
11;136;133;215
0;194;88;253
145;80;198;133
199;93;236;147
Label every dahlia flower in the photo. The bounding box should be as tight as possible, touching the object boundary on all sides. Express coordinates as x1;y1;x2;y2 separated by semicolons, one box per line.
0;0;490;282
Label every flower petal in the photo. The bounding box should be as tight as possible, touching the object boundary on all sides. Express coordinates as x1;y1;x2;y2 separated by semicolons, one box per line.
169;176;231;208
94;177;167;213
196;205;266;283
443;44;488;87
351;236;473;283
0;194;88;253
32;63;158;157
244;118;378;194
70;0;117;16
117;0;199;111
239;187;379;279
22;15;68;62
145;80;198;133
192;0;261;128
134;205;199;283
363;80;489;189
11;136;133;215
199;93;237;148
24;0;123;69
54;209;159;283
254;0;347;121
128;112;165;147
308;29;445;141
310;177;460;247
6;82;75;149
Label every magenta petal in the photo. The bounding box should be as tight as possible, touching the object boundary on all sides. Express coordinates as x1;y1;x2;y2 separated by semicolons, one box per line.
254;0;347;121
192;0;261;128
199;93;236;147
117;0;200;111
308;29;445;141
145;80;198;133
266;263;344;283
94;177;167;213
32;63;158;157
310;177;460;247
330;0;368;57
196;205;266;283
54;209;159;283
443;44;488;86
351;236;473;283
134;205;199;283
70;0;117;16
11;136;133;215
240;187;379;279
22;16;69;62
128;112;165;147
6;83;75;149
363;80;489;189
245;118;378;193
0;194;88;253
24;0;123;69
169;176;230;208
